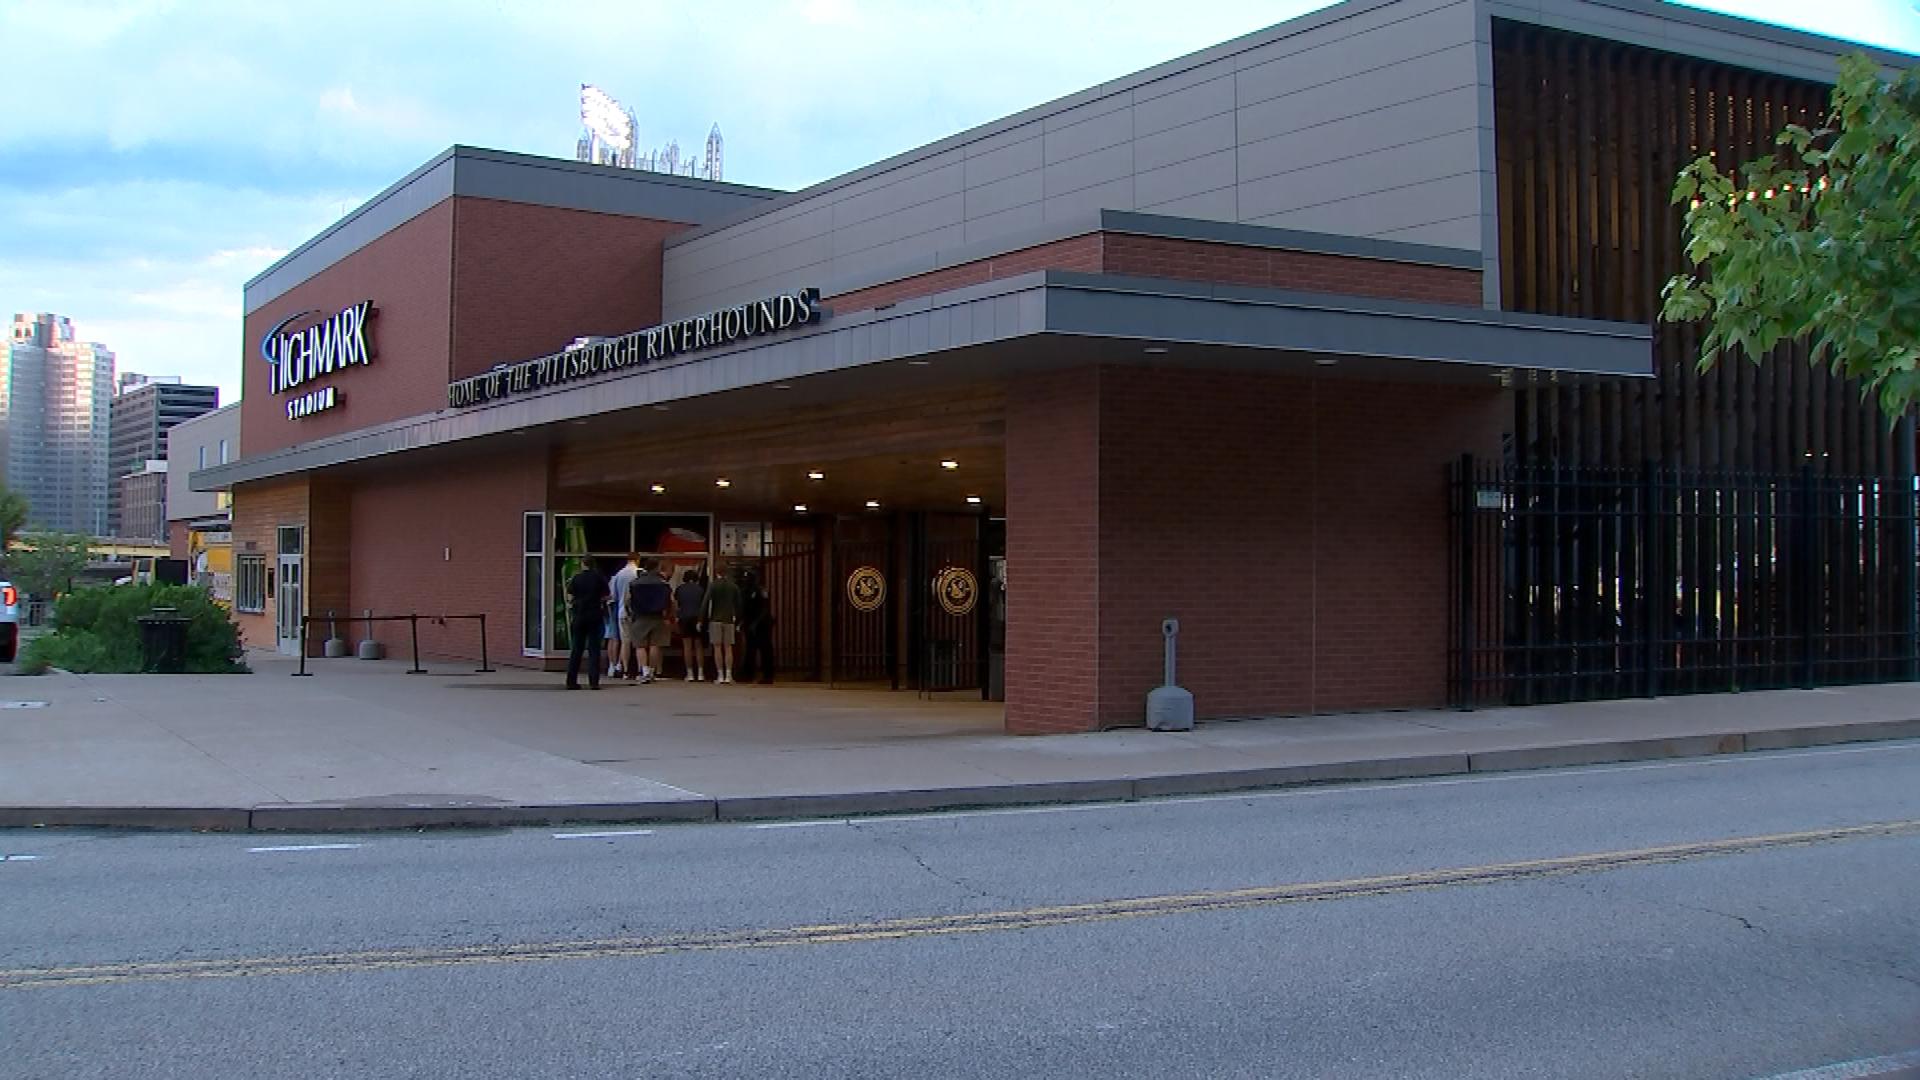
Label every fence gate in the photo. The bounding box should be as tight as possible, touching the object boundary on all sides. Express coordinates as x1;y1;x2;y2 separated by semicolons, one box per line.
760;531;820;680
832;516;895;686
911;513;987;695
1448;456;1920;708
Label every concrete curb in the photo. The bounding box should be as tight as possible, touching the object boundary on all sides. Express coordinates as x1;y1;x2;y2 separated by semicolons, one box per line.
2;718;1915;833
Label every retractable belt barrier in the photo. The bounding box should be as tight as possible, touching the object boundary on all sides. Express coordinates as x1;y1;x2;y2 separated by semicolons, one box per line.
293;613;495;677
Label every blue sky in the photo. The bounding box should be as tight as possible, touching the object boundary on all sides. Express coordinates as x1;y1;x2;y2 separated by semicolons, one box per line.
3;0;1916;404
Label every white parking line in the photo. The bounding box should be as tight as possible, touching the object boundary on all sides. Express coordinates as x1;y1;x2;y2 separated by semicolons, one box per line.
552;829;655;840
1;854;42;861
747;820;852;830
247;843;363;853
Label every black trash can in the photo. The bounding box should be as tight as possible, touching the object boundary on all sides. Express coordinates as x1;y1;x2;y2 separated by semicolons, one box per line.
136;607;191;674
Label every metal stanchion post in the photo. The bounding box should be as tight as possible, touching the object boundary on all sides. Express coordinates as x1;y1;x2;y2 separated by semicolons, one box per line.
407;614;426;674
477;614;493;673
294;617;313;677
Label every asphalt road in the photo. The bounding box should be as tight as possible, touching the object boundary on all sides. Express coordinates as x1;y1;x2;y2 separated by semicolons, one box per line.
3;740;1918;1080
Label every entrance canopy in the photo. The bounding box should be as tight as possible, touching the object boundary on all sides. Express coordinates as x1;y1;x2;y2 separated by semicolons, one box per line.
194;270;1650;492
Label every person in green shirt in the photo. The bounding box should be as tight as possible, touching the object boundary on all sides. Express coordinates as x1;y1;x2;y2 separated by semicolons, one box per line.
703;565;744;685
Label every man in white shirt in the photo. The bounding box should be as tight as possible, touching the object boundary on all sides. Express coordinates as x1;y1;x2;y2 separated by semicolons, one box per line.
608;553;640;680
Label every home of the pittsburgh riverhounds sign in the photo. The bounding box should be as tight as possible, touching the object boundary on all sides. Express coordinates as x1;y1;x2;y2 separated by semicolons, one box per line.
447;287;822;409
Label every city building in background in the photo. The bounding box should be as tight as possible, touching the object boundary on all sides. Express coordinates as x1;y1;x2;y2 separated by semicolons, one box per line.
1;314;116;535
116;460;168;544
166;402;239;603
108;376;219;538
575;83;724;181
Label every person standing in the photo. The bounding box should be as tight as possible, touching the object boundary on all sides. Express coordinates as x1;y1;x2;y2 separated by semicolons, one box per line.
608;553;640;680
674;569;708;682
703;564;743;685
624;558;673;683
564;559;611;691
740;571;776;685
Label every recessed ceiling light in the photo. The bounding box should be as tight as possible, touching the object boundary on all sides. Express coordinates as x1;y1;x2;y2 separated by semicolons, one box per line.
715;478;731;488
907;359;931;367
1143;346;1168;355
773;382;793;390
807;470;825;481
650;484;666;495
965;495;982;504
939;459;958;470
793;504;808;513
865;499;881;509
570;419;590;426
1314;357;1338;367
653;404;671;411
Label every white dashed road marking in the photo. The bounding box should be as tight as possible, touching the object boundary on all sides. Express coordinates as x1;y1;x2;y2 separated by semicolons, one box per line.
551;829;655;840
247;844;363;853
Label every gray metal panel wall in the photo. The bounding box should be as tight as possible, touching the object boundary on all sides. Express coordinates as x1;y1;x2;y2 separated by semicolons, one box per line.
663;0;1487;320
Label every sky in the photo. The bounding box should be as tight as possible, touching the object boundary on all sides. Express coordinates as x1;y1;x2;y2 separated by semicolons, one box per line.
2;0;1917;405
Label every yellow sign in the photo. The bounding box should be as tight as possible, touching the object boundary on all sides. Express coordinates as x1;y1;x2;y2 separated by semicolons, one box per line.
934;566;979;617
847;566;887;612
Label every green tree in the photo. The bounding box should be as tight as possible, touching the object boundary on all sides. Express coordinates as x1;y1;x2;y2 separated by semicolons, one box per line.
9;532;91;600
0;483;27;556
1661;54;1920;419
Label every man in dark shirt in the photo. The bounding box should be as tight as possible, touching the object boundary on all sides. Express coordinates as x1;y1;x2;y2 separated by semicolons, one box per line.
565;560;611;690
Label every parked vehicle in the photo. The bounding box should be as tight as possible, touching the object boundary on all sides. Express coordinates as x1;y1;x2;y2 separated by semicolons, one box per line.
0;580;18;663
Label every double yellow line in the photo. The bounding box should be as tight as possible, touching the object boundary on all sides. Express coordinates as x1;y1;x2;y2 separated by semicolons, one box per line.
6;818;1916;991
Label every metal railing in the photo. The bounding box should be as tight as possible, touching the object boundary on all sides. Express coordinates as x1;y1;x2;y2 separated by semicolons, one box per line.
1449;456;1920;707
293;612;496;678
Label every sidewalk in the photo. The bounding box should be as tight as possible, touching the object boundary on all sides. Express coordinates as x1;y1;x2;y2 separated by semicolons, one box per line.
2;650;1917;831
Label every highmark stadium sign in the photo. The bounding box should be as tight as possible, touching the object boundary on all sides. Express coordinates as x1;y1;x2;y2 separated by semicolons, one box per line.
446;288;822;409
261;301;376;421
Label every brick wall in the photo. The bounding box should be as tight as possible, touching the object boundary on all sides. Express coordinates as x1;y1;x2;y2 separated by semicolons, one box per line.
347;450;549;668
1005;365;1505;733
1101;234;1482;307
231;477;309;655
450;198;694;381
823;231;1480;317
168;521;189;561
241;203;455;457
1004;368;1102;733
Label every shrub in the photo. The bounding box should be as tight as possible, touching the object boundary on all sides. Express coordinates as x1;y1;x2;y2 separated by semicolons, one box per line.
21;584;247;674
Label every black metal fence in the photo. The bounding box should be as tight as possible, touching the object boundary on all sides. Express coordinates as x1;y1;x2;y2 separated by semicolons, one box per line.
1448;456;1920;707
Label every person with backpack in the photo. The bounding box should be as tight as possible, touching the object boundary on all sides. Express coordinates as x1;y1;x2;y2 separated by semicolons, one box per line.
623;558;673;684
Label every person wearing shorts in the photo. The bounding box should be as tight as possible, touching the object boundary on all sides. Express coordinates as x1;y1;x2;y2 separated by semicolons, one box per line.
703;566;743;685
674;570;708;682
621;559;672;683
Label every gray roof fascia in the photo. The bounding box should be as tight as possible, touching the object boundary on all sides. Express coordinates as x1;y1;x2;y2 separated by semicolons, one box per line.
243;146;785;315
194;269;1650;490
1041;270;1652;377
1484;0;1917;82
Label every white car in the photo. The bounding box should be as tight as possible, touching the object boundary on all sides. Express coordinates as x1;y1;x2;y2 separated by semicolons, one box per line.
0;580;16;663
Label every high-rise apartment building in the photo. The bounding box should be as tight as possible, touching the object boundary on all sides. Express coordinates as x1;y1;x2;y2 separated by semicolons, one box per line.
108;376;219;537
1;314;116;535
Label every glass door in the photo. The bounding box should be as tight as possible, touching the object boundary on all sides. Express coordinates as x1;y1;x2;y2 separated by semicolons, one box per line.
276;526;303;655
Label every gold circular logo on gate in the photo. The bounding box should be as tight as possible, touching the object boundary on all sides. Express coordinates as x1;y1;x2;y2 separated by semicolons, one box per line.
847;566;887;612
934;567;978;617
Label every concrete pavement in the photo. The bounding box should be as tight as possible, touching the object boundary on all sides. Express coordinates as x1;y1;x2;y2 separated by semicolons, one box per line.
2;649;1919;830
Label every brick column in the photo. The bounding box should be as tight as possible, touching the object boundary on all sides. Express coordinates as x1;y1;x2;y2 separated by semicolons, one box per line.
1004;368;1102;733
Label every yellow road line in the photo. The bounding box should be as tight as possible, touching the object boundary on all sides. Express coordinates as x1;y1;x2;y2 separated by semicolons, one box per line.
6;818;1916;991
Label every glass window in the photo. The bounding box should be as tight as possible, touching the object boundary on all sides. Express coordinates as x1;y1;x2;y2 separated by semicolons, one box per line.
553;515;631;555
277;526;302;555
524;512;544;555
197;446;206;469
524;556;544;652
236;555;267;613
219;439;230;464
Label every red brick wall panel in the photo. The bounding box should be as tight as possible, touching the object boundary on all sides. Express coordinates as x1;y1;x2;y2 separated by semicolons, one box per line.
450;198;692;381
347;451;549;668
231;478;308;654
828;235;1105;314
1004;367;1102;734
241;203;456;457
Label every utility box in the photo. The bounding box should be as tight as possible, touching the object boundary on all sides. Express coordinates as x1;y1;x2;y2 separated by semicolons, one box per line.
1146;618;1195;732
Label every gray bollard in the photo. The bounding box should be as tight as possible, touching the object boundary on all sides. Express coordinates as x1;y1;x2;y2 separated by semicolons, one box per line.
324;609;349;658
1146;618;1195;732
356;608;386;660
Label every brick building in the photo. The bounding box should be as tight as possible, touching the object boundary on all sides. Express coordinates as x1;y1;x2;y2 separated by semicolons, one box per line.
197;0;1910;733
